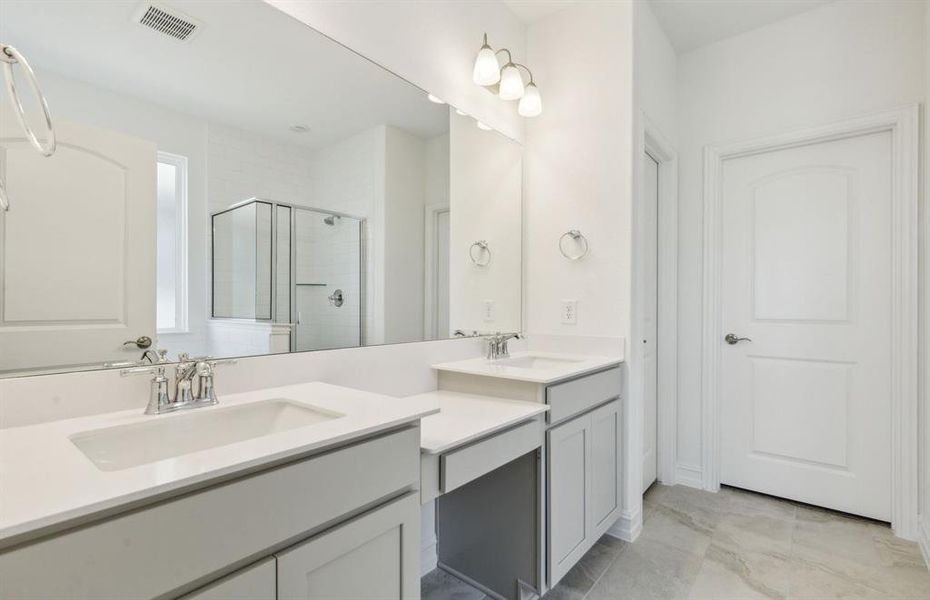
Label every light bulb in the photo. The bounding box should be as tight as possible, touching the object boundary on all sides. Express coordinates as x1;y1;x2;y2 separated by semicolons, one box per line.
498;64;525;100
518;82;542;117
473;42;501;86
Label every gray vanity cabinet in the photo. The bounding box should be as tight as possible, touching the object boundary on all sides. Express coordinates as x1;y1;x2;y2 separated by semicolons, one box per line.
276;493;420;600
183;558;276;600
547;393;622;587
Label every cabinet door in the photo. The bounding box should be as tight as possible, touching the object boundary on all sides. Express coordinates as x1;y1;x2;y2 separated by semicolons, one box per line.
547;414;590;586
182;558;275;600
276;493;420;600
589;400;622;531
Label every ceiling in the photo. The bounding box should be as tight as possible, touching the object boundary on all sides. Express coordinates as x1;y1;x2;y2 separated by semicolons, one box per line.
0;0;448;150
503;0;832;52
503;0;581;23
648;0;833;52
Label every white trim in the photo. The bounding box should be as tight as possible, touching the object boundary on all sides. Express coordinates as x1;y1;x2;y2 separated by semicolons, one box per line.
701;105;921;539
632;113;679;492
423;203;449;340
606;507;642;542
674;463;704;490
918;516;930;570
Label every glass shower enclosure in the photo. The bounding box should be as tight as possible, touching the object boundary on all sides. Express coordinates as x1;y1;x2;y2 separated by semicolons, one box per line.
211;198;365;352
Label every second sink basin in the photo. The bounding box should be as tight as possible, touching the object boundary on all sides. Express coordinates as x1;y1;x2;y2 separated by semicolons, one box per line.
493;355;586;370
70;399;344;472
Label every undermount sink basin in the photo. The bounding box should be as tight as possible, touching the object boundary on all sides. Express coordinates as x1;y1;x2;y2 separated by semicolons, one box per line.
492;355;586;370
70;399;344;472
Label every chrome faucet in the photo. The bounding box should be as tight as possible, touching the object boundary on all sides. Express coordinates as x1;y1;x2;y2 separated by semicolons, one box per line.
122;353;237;415
486;332;521;360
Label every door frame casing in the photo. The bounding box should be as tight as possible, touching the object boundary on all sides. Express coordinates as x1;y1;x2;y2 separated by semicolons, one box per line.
632;113;679;490
701;105;920;539
423;203;450;340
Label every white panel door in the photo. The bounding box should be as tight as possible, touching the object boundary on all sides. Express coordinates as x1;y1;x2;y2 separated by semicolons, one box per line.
0;109;157;372
720;131;892;520
642;152;659;492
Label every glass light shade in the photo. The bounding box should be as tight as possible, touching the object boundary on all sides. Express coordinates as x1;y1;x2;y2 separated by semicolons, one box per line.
498;64;525;100
518;83;542;117
473;46;501;86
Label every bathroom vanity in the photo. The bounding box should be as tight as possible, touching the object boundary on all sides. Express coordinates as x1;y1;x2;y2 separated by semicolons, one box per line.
0;383;438;599
420;352;624;598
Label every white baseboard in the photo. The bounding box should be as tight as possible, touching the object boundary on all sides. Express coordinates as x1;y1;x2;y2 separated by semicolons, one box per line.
675;463;703;489
421;542;438;576
918;516;930;571
606;507;642;542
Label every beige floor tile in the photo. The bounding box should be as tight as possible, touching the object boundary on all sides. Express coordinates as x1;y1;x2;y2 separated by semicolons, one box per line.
587;537;704;600
688;543;789;600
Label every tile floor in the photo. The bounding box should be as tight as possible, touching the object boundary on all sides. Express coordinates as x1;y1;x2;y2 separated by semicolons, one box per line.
422;484;930;600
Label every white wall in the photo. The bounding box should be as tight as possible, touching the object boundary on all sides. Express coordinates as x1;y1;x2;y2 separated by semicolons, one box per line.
634;2;678;145
674;0;927;474
265;0;526;142
524;3;634;339
524;0;637;538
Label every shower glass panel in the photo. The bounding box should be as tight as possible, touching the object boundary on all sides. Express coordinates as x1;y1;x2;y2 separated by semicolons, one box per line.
294;209;363;352
211;200;364;351
211;200;273;320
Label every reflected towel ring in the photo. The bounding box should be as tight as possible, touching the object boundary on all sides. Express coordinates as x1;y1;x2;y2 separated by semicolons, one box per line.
2;45;56;157
469;240;491;267
559;230;589;261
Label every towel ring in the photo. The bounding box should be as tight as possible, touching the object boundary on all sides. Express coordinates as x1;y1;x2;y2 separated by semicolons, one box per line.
1;45;56;158
469;240;491;267
559;230;589;261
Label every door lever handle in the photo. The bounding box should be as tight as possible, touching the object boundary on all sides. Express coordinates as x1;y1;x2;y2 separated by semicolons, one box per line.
724;333;752;345
123;336;153;349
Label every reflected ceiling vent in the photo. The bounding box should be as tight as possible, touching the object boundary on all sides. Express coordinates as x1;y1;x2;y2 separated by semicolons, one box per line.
133;2;202;43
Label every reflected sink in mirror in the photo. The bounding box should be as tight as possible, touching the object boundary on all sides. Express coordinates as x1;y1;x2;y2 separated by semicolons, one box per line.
70;400;344;472
493;355;586;370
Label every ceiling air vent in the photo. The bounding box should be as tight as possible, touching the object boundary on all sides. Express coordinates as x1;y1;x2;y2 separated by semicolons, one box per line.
133;2;202;43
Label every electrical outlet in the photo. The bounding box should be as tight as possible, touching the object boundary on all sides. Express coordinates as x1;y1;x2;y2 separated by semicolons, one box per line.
561;300;578;325
483;300;495;322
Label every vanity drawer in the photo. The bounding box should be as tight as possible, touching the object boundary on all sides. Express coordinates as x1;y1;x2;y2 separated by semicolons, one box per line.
441;417;544;493
546;367;622;424
0;426;420;600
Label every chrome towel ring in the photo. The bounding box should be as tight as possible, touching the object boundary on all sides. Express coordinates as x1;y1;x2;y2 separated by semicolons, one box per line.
469;240;491;267
559;230;589;261
1;44;57;212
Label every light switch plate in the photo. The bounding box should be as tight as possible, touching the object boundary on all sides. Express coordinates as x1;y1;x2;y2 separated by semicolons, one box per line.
561;299;578;325
483;299;495;322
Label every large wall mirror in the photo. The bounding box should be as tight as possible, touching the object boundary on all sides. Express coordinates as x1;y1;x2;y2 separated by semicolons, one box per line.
0;0;523;376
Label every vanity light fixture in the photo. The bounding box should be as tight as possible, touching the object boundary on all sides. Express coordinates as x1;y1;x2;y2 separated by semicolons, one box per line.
427;93;445;104
471;33;542;117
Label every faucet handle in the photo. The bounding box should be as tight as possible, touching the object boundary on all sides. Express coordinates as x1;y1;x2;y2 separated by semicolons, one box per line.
194;358;237;403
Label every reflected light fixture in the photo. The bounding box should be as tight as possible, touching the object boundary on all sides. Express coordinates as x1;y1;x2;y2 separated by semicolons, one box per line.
427;93;445;104
471;33;541;117
476;120;493;131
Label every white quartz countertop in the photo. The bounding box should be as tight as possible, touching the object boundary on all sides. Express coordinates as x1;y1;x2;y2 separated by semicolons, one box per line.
431;351;622;384
410;390;549;455
0;382;438;545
